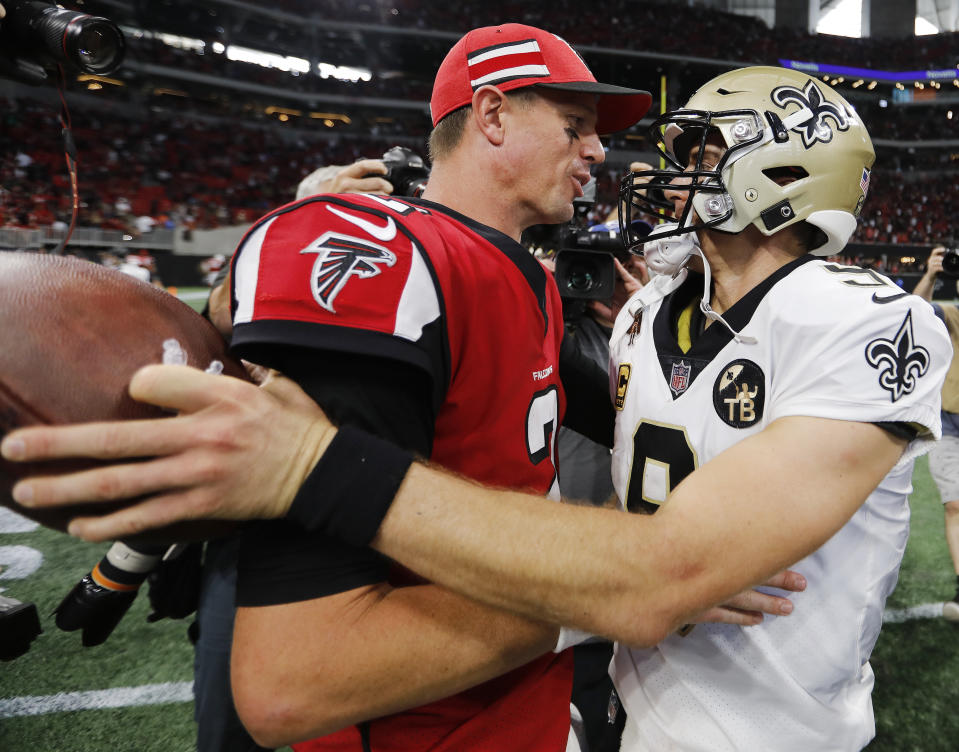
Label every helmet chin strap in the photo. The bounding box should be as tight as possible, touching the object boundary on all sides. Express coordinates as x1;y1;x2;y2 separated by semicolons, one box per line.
692;245;758;346
635;225;758;346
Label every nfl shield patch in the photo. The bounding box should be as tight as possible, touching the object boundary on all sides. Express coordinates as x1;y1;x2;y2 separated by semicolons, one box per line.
669;360;691;395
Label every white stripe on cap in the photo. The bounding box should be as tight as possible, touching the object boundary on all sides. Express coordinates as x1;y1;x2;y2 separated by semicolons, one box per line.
470;64;550;87
467;39;540;65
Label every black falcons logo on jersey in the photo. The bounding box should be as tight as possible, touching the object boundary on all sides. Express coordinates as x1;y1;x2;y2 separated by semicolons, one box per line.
865;310;930;402
771;80;849;149
301;231;396;313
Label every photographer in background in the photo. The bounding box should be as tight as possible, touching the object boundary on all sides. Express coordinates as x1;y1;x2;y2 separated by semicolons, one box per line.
911;244;959;621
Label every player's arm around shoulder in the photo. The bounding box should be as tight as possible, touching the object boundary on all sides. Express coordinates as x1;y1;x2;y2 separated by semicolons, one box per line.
639;415;908;635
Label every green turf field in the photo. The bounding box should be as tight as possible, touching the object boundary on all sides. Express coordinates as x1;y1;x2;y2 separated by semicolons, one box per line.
1;288;957;750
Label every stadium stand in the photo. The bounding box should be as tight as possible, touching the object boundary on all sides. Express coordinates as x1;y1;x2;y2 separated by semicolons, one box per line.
1;0;955;273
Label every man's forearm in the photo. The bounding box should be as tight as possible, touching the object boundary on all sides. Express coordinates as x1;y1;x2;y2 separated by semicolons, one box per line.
913;273;937;302
232;582;557;748
372;465;681;646
370;417;906;646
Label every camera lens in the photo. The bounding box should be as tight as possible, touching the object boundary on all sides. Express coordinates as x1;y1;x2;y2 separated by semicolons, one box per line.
73;24;123;73
942;250;959;277
15;3;126;75
61;16;125;74
567;263;597;292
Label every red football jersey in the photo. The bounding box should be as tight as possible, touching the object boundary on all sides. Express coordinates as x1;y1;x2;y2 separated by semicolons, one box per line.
231;193;572;751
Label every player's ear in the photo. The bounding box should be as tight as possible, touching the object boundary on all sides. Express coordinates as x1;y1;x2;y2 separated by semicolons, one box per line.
472;85;507;146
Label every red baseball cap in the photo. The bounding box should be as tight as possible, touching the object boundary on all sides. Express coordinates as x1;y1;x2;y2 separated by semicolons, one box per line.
430;24;651;135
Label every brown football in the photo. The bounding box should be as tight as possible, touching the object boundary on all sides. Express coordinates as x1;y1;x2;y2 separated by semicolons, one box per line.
0;252;248;537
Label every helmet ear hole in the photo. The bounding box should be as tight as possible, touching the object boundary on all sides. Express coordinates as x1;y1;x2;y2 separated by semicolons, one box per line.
762;166;809;186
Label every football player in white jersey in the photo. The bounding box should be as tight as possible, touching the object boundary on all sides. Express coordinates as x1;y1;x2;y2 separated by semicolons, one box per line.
602;65;949;751
4;67;952;751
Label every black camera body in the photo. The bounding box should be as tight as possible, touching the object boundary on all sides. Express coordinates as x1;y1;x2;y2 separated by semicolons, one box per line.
0;593;42;661
377;146;430;198
941;248;959;278
553;227;627;301
0;0;125;85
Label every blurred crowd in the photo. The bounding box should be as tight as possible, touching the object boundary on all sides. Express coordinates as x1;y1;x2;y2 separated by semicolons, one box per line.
242;0;959;69
95;1;959;137
859;172;955;245
0;96;422;234
2;92;953;247
859;104;959;142
2;0;957;246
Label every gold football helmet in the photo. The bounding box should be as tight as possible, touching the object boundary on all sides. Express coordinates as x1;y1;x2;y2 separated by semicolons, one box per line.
620;66;875;256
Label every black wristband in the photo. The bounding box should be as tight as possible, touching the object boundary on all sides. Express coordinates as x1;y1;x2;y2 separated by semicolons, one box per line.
285;424;414;547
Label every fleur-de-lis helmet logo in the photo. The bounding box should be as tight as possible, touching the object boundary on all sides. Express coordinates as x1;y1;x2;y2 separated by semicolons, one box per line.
771;80;850;149
864;311;930;402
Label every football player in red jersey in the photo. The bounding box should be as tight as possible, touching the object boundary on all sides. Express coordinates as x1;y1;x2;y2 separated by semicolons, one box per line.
3;29;803;752
5;23;650;751
221;27;651;748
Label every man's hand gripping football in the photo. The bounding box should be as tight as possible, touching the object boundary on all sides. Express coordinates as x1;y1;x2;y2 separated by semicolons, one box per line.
0;365;332;542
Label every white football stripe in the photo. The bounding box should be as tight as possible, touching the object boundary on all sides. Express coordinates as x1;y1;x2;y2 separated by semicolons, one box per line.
467;39;540;66
394;244;440;342
471;64;550;87
0;682;194;718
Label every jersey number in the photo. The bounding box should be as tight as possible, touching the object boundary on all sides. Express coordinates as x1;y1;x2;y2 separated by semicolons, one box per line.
626;421;698;514
821;263;908;303
526;386;560;500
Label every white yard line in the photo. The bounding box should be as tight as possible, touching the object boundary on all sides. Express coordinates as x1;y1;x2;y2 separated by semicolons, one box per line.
0;682;193;718
881;602;948;623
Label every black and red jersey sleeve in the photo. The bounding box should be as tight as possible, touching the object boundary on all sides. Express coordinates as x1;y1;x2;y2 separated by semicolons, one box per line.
229;194;450;395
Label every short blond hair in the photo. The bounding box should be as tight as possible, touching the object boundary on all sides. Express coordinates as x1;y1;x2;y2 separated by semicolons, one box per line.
427;88;539;163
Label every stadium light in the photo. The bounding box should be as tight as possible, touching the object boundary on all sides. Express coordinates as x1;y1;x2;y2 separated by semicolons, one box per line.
308;112;351;124
77;73;123;87
265;106;302;118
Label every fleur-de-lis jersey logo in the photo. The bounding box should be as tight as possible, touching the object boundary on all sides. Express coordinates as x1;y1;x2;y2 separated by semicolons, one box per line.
864;311;931;402
301;231;396;313
771;80;850;149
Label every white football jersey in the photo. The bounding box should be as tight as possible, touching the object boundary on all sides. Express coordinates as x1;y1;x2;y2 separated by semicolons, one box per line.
608;257;950;751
